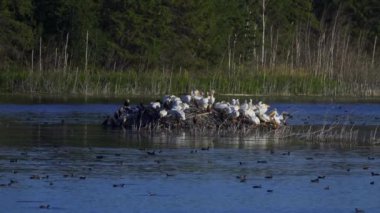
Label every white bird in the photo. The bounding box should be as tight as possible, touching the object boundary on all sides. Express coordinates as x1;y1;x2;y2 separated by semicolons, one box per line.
208;90;216;105
256;101;270;115
258;113;270;123
240;100;249;112
181;102;190;110
269;109;287;127
246;109;261;125
171;96;181;103
191;89;201;97
181;94;192;104
169;108;186;120
230;108;240;119
214;101;230;112
162;95;171;105
159;109;168;118
150;102;161;110
196;92;210;110
200;97;210;109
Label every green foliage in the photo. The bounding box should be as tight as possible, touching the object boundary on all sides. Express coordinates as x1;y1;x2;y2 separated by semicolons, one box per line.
0;0;35;66
0;0;379;96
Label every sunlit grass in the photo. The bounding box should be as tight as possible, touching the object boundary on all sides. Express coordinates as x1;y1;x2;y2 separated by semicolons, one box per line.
0;65;376;97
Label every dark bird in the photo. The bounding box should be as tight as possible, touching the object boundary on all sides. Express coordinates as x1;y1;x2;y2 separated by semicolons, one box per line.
113;184;126;188
265;175;273;179
370;181;374;185
257;160;267;164
9;180;17;185
30;175;41;180
63;173;74;178
9;159;18;163
363;166;369;170
96;155;104;159
124;99;130;107
147;151;155;156
252;185;262;189
236;175;247;182
148;192;157;196
371;172;379;176
166;173;175;177
355;208;365;213
318;175;326;179
324;186;330;190
267;189;273;193
310;178;319;183
39;205;50;209
201;146;210;151
368;156;375;160
346;168;351;172
79;176;86;180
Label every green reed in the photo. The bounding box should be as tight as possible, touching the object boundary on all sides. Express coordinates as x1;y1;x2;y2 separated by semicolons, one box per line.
0;65;375;98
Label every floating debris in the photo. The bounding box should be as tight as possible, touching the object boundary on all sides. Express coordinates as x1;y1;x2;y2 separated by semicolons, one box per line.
113;184;126;188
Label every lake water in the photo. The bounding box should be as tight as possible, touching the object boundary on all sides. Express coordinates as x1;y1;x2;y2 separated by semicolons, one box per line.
0;102;380;212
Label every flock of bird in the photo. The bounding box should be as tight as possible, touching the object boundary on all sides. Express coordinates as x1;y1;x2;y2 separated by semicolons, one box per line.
104;89;289;129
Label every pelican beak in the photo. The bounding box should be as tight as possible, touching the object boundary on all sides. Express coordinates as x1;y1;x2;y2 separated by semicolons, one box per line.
269;111;275;117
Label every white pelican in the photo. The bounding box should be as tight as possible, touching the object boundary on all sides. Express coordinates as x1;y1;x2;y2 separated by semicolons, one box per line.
240;100;249;112
171;96;181;103
159;109;168;118
181;94;192;104
256;101;270;115
269;109;289;127
191;89;203;102
257;112;270;122
181;102;190;110
200;97;209;109
208;90;216;105
162;95;171;105
231;99;238;106
195;92;210;110
214;101;230;112
169;107;186;120
246;109;260;125
150;101;161;110
230;107;240;119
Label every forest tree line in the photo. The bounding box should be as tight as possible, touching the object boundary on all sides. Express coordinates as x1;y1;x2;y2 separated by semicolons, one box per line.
0;0;379;77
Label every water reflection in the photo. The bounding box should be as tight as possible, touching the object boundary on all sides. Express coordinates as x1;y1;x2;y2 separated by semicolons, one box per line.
1;103;380;126
0;124;379;212
1;102;380;212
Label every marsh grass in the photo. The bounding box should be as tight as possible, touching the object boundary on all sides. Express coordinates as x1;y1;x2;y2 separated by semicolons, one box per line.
0;66;376;97
281;125;380;145
1;20;379;97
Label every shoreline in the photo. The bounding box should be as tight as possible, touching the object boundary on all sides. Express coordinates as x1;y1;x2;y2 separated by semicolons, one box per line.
1;93;380;104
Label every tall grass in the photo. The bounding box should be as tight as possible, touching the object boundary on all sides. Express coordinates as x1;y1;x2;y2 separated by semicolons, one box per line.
0;66;374;97
0;20;379;97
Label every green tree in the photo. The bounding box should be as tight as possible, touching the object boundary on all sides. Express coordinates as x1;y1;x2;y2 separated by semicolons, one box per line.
0;0;35;67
